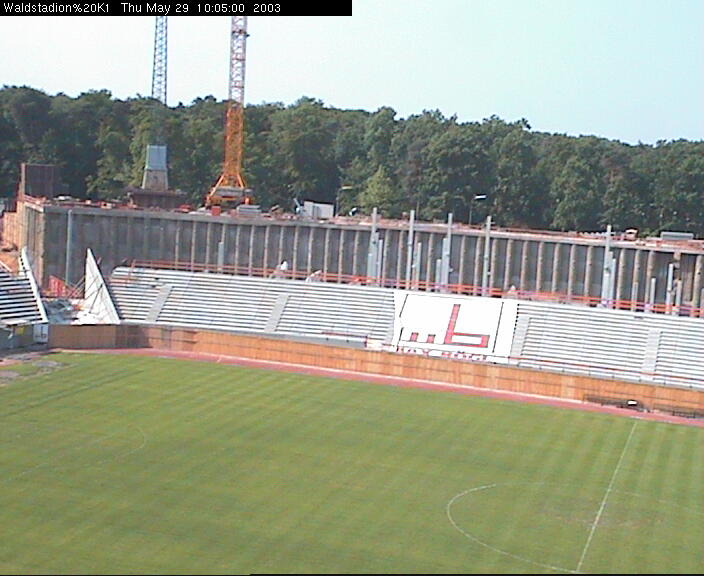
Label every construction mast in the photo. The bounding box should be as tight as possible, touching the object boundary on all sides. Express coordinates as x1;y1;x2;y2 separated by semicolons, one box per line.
151;16;168;109
141;16;169;192
206;16;253;208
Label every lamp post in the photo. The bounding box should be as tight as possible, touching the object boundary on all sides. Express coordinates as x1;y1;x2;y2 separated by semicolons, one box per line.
468;194;487;225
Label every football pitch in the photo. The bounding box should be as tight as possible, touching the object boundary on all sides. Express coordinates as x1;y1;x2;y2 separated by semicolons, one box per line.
0;352;702;574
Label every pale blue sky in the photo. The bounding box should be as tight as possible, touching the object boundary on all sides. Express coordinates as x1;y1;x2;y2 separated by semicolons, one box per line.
1;0;702;144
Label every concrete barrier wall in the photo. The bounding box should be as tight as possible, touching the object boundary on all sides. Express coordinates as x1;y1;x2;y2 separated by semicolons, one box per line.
49;324;118;349
49;324;704;414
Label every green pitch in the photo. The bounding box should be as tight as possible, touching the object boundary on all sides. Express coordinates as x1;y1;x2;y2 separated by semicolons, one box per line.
0;352;702;574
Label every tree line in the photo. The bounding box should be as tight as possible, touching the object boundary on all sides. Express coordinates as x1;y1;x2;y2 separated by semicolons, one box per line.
1;85;703;236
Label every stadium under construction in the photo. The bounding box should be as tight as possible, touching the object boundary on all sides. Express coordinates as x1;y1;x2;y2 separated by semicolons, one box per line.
0;160;703;422
0;15;702;422
5;162;704;318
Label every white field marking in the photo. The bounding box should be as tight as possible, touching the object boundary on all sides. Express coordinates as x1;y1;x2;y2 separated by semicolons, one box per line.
576;420;638;573
446;483;579;574
448;480;704;574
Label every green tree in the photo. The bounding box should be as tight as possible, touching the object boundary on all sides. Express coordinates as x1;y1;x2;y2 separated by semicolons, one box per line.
421;123;492;222
0;86;56;164
49;90;115;198
651;141;704;235
2;85;704;238
332;108;371;195
492;127;543;228
551;155;604;231
242;102;294;209
270;97;339;205
364;106;397;170
0;111;23;196
599;145;647;232
389;109;451;214
358;165;404;218
178;96;225;204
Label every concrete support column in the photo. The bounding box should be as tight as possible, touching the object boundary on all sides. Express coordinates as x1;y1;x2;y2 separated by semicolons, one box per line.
536;241;545;293
337;229;345;282
234;225;241;272
382;230;391;286
412;241;422;289
551;243;562;293
126;216;134;262
189;221;197;271
157;219;165;262
65;209;73;284
204;221;212;268
489;235;499;294
323;227;330;279
277;225;285;269
633;249;644;304
352;229;360;278
567;243;576;297
425;233;435;290
292;225;300;276
504;238;514;291
405;211;415;288
692;254;703;314
645;249;656;305
395;229;403;287
306;225;314;275
262;225;270;274
519;241;529;294
645;250;655;286
473;235;483;293
482;217;491;295
647;277;657;312
616;249;628;304
174;220;181;266
142;216;150;262
458;235;467;289
219;223;227;272
584;245;594;300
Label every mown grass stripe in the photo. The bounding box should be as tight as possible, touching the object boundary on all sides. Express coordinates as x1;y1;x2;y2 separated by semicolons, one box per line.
0;352;702;574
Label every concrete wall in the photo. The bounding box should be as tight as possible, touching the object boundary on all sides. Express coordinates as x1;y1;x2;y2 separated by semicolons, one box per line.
16;201;704;312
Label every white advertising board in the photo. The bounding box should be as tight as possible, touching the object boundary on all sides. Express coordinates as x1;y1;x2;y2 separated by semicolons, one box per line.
391;291;517;363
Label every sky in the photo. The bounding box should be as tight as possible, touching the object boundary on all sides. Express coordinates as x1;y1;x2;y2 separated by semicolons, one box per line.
0;0;702;145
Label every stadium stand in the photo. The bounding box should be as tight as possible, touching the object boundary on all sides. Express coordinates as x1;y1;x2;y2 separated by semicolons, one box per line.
510;300;704;388
106;265;703;391
0;248;48;349
0;249;47;327
108;266;395;346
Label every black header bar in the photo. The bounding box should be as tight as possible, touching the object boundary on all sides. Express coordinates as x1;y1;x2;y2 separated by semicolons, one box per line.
0;1;352;16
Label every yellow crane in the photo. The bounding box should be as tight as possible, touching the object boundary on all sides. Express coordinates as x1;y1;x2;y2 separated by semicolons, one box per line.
206;16;253;209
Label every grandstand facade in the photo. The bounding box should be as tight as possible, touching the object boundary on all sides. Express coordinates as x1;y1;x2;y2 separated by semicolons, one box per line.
104;263;704;393
9;197;704;317
0;248;48;349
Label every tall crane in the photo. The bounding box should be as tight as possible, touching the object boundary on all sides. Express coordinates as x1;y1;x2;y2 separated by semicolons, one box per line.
206;16;253;208
151;16;168;109
141;16;169;193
